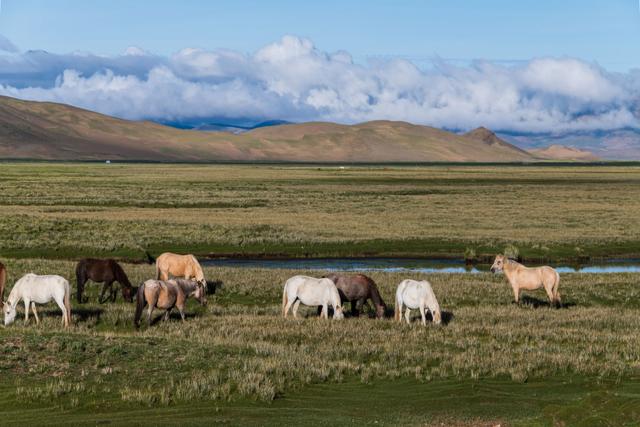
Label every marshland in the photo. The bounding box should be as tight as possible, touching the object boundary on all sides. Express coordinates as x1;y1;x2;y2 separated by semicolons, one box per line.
1;163;640;425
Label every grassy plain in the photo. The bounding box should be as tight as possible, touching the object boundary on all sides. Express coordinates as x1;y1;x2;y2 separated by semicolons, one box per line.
0;260;639;425
2;163;640;425
1;162;639;261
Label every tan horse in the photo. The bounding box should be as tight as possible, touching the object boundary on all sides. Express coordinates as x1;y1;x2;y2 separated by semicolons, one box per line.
490;255;561;307
134;279;207;328
155;252;206;287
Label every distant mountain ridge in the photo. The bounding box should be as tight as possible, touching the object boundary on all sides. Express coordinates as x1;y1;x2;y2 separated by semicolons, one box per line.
0;95;601;162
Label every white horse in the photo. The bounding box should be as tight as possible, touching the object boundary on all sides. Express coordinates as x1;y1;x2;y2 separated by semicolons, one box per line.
394;279;441;325
282;275;344;319
3;274;71;327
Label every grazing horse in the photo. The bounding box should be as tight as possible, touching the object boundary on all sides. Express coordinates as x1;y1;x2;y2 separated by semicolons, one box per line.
75;258;134;304
0;261;6;305
134;279;207;328
394;279;441;326
282;275;344;320
490;254;561;307
323;273;386;318
3;274;71;327
156;252;206;287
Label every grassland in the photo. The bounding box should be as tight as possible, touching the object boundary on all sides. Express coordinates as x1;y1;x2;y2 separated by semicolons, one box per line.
1;163;640;425
0;259;639;425
1;163;640;261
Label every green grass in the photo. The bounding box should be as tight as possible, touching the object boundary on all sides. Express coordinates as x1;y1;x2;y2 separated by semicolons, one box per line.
1;259;640;425
1;163;640;261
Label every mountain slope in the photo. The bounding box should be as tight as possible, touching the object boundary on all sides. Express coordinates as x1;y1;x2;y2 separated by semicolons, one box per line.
0;96;535;162
529;144;600;161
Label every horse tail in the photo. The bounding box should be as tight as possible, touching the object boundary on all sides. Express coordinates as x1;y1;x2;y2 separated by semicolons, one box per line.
394;288;402;322
145;251;156;265
64;279;71;326
155;258;161;280
75;260;86;304
0;263;6;303
134;283;146;328
281;283;288;317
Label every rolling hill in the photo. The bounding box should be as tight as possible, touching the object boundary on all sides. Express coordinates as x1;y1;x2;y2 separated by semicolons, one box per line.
0;95;537;162
528;144;600;161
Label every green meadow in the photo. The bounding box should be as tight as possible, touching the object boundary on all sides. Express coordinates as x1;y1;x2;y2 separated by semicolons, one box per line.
1;163;639;425
1;162;639;261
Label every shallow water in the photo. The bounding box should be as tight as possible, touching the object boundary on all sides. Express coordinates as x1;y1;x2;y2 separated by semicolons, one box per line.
200;257;640;274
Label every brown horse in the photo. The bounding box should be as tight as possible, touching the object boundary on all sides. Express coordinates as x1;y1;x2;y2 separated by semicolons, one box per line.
76;259;134;304
323;273;387;318
134;279;207;328
0;261;6;305
491;254;561;307
155;252;206;287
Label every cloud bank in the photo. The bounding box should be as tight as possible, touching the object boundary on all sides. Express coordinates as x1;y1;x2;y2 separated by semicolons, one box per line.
0;35;638;132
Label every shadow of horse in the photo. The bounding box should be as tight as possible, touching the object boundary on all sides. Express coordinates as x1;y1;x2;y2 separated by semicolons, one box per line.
40;307;104;323
207;280;224;295
149;311;199;326
519;295;574;309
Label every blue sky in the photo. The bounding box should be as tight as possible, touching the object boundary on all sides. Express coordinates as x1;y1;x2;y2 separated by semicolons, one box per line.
0;1;639;133
2;0;639;70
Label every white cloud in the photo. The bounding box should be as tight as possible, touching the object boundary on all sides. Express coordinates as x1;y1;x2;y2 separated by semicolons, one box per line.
0;35;637;132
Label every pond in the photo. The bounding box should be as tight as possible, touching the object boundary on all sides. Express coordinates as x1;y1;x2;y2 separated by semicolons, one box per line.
200;257;640;274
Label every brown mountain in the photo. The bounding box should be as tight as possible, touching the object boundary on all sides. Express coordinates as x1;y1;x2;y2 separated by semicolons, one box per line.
529;144;600;161
0;96;536;162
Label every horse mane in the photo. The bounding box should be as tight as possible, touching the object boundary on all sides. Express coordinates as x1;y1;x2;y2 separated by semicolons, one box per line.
111;261;133;288
364;276;386;308
189;255;205;280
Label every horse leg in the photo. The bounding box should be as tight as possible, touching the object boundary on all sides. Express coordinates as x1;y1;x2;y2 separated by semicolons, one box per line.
23;299;30;324
163;308;171;322
404;307;411;325
351;300;360;317
31;302;40;324
543;282;555;306
111;281;118;303
292;300;301;318
321;303;329;319
419;301;426;326
99;282;111;304
512;286;520;304
53;296;67;327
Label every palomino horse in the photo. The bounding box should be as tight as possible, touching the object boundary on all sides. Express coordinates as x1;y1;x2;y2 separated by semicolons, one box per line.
134;279;207;328
3;274;71;327
75;258;134;304
156;252;206;287
323;273;386;318
0;261;6;306
490;255;561;306
395;279;441;325
282;275;344;320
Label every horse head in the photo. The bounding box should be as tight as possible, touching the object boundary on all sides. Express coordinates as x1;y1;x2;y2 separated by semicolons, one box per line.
122;286;135;303
195;281;207;306
375;303;386;319
490;254;505;273
3;300;16;326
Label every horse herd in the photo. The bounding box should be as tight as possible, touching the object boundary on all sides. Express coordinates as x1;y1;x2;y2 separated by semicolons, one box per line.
0;252;562;328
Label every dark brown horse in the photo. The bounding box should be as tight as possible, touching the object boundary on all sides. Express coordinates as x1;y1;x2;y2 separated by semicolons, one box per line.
323;273;387;318
75;258;134;303
0;261;6;304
